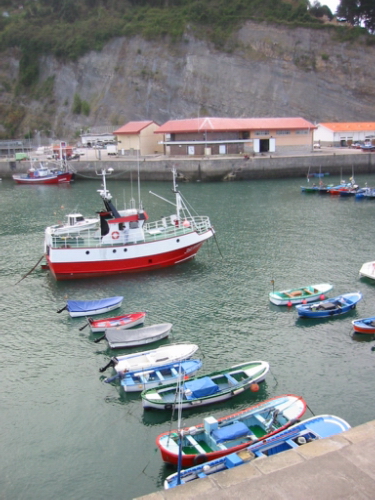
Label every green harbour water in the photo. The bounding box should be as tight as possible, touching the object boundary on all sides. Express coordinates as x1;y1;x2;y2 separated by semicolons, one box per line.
1;173;375;499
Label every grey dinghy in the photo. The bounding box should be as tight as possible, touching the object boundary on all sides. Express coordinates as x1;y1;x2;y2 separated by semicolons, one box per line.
141;360;270;410
95;323;173;349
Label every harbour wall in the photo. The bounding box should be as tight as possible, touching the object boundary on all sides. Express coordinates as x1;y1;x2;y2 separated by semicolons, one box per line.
2;151;375;182
134;420;375;500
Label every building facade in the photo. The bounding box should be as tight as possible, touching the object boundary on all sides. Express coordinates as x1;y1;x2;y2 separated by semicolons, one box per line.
154;117;316;156
314;123;375;147
113;121;164;156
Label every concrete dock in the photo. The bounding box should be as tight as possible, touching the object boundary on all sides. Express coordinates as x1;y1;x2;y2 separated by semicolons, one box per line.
135;420;375;499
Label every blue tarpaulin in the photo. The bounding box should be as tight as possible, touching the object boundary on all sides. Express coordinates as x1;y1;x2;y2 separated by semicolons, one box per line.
67;296;123;313
184;377;219;399
212;422;249;443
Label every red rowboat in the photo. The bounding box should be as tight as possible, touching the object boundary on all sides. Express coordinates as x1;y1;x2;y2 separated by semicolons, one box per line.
156;394;307;467
352;317;375;334
87;311;147;333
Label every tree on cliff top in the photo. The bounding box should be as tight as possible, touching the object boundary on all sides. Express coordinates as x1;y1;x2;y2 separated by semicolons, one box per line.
337;0;375;32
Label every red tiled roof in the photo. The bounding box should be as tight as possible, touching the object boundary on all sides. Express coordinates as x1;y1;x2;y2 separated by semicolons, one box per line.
113;121;157;135
155;117;316;133
319;122;375;132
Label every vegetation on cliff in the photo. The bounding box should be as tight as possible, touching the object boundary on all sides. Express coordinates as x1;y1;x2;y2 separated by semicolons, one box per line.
0;0;373;139
0;0;337;86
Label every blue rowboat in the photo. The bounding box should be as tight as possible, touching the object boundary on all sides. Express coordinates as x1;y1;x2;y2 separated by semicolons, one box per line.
104;359;203;392
58;296;123;317
295;292;362;319
164;414;351;489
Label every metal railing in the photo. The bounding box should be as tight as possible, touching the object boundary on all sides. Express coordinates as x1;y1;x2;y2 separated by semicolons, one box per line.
47;216;212;249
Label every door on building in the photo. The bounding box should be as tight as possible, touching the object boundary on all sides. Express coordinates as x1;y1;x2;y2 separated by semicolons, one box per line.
219;145;226;154
188;146;195;155
253;138;273;153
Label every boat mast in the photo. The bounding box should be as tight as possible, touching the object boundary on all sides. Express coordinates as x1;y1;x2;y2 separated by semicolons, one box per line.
172;168;182;220
176;362;183;486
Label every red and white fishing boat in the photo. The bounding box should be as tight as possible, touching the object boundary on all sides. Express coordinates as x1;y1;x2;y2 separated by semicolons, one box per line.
13;160;74;185
43;168;215;280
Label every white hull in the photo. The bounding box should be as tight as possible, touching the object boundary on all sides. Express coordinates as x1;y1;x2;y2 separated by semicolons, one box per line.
113;343;199;374
359;261;375;280
269;284;332;306
141;362;269;410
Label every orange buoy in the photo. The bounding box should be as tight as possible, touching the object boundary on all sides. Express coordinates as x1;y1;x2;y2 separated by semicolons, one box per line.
250;383;259;392
320;294;325;300
287;301;293;307
302;299;307;304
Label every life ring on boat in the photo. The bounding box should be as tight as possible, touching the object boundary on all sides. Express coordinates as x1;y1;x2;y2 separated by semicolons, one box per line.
193;454;208;466
112;231;120;240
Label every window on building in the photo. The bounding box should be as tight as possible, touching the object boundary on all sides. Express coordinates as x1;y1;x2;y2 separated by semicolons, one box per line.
276;130;291;135
254;131;270;136
295;130;308;135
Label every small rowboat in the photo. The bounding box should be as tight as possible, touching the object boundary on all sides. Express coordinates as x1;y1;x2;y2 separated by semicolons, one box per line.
57;296;123;318
95;323;173;349
156;394;307;467
295;292;362;319
84;312;147;333
352;317;375;334
269;283;332;306
141;360;269;411
164;414;351;489
104;359;203;392
359;261;375;281
99;343;199;374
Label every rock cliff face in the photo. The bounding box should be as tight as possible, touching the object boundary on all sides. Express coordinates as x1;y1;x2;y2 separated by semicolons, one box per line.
1;21;375;139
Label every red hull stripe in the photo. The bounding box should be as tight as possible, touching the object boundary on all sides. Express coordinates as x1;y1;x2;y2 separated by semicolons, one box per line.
47;243;203;280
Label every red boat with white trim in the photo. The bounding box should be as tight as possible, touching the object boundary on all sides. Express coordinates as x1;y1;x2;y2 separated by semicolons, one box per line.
13;160;74;185
352;316;375;334
43;168;215;280
87;311;147;333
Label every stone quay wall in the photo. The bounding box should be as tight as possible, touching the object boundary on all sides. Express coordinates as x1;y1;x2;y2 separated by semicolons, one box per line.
2;151;375;182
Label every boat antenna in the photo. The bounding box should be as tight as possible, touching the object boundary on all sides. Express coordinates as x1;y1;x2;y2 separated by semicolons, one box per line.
172;167;182;220
137;150;142;210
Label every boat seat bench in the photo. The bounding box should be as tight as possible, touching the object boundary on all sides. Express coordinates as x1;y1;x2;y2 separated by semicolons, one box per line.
185;435;206;455
225;374;238;386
